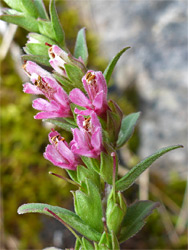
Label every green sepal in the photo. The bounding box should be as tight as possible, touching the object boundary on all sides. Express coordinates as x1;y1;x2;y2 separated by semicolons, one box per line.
27;33;56;47
119;200;160;243
38;19;56;41
100;151;113;184
74;27;88;65
77;165;100;190
81;156;100;174
103;47;130;85
0;14;39;33
64;63;84;91
3;0;23;12
116;112;141;148
73;179;104;233
17;203;101;241
82;237;94;250
33;0;49;20
106;191;127;234
53;72;75;93
43;118;77;132
111;232;120;250
49;0;66;49
24;43;49;56
116;144;183;191
20;0;40;18
98;232;112;250
75;238;82;250
106;100;123;145
66;169;78;183
21;54;50;67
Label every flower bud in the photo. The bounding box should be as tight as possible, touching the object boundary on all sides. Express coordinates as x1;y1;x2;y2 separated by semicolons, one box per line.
106;191;127;234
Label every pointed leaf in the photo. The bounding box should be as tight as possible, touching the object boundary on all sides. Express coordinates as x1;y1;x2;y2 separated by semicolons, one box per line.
74;28;88;65
103;47;130;84
116;112;141;148
49;0;66;49
28;33;56;46
44;118;77;132
38;19;56;41
119;200;160;243
0;14;39;33
82;237;94;250
81;156;100;174
116;145;183;191
33;0;49;20
18;203;101;241
21;54;50;67
100;152;113;184
20;0;40;18
3;0;23;12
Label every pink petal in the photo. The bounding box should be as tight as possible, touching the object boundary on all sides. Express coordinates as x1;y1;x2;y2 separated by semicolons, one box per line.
25;61;50;76
32;98;59;111
91;127;102;153
23;83;43;95
34;111;63;119
69;88;91;107
57;141;75;164
76;115;85;129
93;91;103;111
91;112;101;130
74;108;93;116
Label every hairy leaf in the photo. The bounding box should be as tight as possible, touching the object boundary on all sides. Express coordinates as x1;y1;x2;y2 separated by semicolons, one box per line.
119;200;160;243
33;0;49;20
44;118;77;132
74;28;88;65
116;145;183;191
103;47;130;84
116;112;141;148
49;0;66;49
18;203;101;241
21;54;50;67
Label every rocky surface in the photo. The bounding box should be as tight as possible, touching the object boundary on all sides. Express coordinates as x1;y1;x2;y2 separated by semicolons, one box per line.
70;0;188;178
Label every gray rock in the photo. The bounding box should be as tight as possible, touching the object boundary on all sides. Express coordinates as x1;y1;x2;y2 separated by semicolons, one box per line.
71;0;188;178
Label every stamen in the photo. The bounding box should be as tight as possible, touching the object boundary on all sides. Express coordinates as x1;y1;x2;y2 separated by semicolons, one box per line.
85;72;96;84
83;117;91;131
45;42;52;47
51;135;65;145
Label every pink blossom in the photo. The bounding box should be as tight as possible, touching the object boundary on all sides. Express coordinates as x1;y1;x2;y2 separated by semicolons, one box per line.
71;112;103;158
44;130;80;170
69;70;108;116
23;61;71;119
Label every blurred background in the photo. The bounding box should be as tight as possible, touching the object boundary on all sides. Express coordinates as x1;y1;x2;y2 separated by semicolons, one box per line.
0;0;187;249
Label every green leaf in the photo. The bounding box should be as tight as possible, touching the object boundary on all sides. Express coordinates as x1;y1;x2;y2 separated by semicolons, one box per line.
0;14;39;33
74;28;88;65
64;63;84;90
73;179;104;233
116;112;141;148
18;203;101;242
119;201;160;243
116;145;183;191
111;232;120;250
20;0;40;18
3;0;23;12
103;47;130;85
38;19;56;41
24;43;49;56
77;165;100;190
100;152;113;184
49;0;66;49
33;0;49;20
44;118;77;132
21;54;50;67
81;156;100;174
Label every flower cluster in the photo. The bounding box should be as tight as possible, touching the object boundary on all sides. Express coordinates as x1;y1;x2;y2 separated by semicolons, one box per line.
23;45;108;169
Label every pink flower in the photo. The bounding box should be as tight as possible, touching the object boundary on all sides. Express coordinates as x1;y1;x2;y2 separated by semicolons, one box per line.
48;45;85;76
44;130;80;170
69;70;108;116
23;61;71;119
48;45;68;76
71;112;103;158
